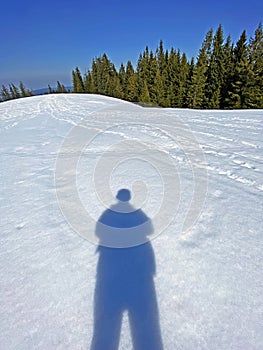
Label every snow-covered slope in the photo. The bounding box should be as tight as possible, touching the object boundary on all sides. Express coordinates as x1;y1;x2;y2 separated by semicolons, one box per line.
0;94;262;349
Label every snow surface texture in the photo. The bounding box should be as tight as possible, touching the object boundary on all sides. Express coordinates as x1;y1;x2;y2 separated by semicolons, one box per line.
0;94;262;349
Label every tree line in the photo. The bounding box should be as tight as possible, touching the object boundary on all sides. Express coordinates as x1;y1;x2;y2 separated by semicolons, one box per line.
0;82;34;101
1;24;262;108
73;23;263;109
0;81;69;102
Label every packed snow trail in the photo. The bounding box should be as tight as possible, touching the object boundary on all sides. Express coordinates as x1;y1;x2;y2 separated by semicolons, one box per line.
0;94;262;350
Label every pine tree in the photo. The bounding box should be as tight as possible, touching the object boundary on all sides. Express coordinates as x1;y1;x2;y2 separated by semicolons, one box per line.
226;31;252;108
72;70;77;92
90;59;99;93
18;82;33;97
167;48;180;107
1;85;11;101
206;25;225;108
125;61;138;102
89;54;120;97
19;81;27;97
9;84;20;99
72;67;85;92
163;50;170;106
153;67;164;105
248;23;263;108
118;63;126;92
187;29;213;108
185;57;195;108
137;47;151;103
140;80;151;104
56;81;67;93
111;72;123;99
178;52;189;107
147;50;158;104
221;35;234;108
155;41;169;106
84;71;94;93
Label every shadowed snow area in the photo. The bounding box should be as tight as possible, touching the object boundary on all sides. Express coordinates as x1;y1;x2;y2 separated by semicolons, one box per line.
0;94;262;349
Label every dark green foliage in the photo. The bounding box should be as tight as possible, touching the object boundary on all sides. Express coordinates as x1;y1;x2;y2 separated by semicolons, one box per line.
206;25;225;108
20;81;30;97
155;41;170;106
220;35;234;108
2;25;261;108
1;85;11;101
56;81;67;93
47;83;68;94
72;67;85;93
1;82;34;102
136;47;150;103
85;54;123;98
9;83;21;99
187;29;213;108
69;23;262;109
224;31;251;108
248;23;263;108
124;61;138;102
83;71;93;93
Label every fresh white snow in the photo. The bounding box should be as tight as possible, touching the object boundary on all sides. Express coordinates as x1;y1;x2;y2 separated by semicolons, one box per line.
0;94;262;349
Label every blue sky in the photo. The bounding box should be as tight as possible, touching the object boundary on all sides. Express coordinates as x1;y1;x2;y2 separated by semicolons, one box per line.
0;0;262;90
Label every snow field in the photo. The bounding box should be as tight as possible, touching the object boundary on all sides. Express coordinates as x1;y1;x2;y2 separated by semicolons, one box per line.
0;94;262;349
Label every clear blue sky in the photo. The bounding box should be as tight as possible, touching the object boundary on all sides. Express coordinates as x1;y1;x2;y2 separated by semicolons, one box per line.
0;0;262;90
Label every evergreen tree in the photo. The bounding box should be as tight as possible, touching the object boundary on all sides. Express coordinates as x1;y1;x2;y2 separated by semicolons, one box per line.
163;50;170;106
177;52;189;107
185;57;195;108
90;59;99;93
125;61;138;101
118;63;126;92
147;50;158;104
167;48;181;107
206;24;225;108
221;35;234;108
19;81;27;97
187;29;213;108
84;70;94;93
226;31;252;108
19;82;34;97
137;47;151;103
153;67;164;105
155;41;169;106
72;67;85;92
9;84;20;99
1;85;11;101
111;72;123;99
56;81;67;93
140;80;151;104
248;23;263;108
89;54;121;97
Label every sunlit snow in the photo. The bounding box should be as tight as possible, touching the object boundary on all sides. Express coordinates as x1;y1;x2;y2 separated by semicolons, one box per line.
0;94;262;349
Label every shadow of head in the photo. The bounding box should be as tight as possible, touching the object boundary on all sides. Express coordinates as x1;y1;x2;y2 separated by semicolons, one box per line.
116;188;131;202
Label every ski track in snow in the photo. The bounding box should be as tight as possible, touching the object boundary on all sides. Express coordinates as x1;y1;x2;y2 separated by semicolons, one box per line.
0;94;262;350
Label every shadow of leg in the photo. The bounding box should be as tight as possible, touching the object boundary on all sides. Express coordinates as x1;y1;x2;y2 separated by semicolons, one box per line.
128;282;163;350
90;297;123;350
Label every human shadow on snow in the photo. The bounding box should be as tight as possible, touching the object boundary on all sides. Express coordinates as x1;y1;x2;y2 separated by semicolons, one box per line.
90;189;163;350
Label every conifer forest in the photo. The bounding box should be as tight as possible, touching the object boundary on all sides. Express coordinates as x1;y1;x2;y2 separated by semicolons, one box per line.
2;24;263;109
